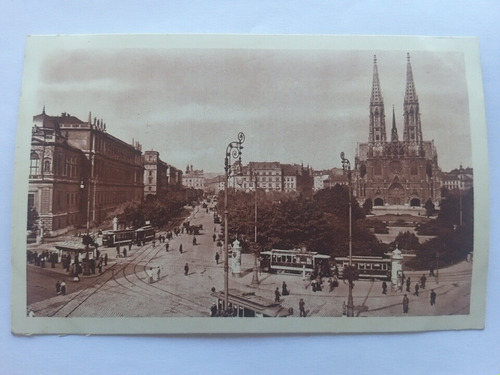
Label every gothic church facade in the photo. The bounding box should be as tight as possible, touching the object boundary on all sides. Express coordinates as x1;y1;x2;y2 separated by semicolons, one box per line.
355;54;441;207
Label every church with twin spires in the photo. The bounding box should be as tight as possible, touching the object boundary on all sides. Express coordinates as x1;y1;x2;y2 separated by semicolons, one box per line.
355;54;441;207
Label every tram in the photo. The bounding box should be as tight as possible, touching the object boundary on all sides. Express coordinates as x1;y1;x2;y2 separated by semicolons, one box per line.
102;229;136;247
211;289;292;317
260;248;330;275
335;256;391;280
135;225;156;244
101;225;156;247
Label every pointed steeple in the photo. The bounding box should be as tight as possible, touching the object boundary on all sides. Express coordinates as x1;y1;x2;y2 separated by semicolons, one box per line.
403;53;423;145
369;55;387;144
391;105;399;142
404;52;418;103
371;55;384;105
42;105;46;114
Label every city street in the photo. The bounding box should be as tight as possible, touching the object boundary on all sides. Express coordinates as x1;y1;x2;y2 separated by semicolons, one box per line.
27;201;472;318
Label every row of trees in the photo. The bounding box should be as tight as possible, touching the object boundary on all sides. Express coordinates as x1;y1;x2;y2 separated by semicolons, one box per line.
406;188;473;269
219;184;388;257
118;189;203;229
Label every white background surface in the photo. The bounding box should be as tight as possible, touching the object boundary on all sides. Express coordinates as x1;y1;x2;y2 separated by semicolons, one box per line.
1;2;498;374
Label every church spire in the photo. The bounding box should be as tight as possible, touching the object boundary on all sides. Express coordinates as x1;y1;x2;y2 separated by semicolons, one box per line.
371;55;383;105
369;55;387;144
403;53;423;145
391;105;399;141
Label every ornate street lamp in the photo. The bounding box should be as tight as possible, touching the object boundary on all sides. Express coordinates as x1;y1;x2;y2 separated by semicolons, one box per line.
341;152;354;317
223;132;245;310
250;169;259;286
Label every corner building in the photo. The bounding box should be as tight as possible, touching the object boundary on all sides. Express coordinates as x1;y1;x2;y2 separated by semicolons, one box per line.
29;110;144;236
355;54;441;207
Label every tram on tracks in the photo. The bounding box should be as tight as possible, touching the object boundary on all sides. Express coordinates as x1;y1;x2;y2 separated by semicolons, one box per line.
259;248;331;276
135;225;156;244
211;289;292;317
102;225;156;247
335;256;391;281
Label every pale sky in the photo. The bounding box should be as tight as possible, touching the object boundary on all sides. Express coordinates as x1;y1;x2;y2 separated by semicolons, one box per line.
28;38;471;173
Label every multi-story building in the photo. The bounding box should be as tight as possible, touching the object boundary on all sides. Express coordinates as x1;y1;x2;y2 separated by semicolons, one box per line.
355;54;442;207
441;166;473;192
29;111;88;236
28;109;144;237
182;165;205;190
143;151;184;196
237;161;313;196
323;168;348;189
143;151;169;196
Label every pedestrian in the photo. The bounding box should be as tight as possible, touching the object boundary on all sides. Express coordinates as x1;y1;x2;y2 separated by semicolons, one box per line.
215;252;220;265
165;242;169;252
213;233;216;242
152;239;156;248
430;289;437;306
123;248;127;258
128;242;132;252
210;303;218;317
282;281;289;296
184;262;189;276
414;283;419;296
116;246;120;257
406;277;411;293
60;281;66;296
274;287;281;303
179;244;183;254
311;279;317;292
403;294;409;314
98;261;102;274
429;265;435;277
104;253;108;266
420;274;427;289
299;298;306;317
382;281;387;295
56;280;61;295
193;236;197;246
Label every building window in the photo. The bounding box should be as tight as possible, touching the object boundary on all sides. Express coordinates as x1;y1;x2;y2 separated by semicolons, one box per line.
29;152;40;177
44;159;51;172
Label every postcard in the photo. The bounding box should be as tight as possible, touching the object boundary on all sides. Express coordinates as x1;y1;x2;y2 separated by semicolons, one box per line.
11;34;488;334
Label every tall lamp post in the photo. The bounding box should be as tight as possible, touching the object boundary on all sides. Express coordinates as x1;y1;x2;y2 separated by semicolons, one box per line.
250;170;259;286
223;132;245;310
340;152;354;317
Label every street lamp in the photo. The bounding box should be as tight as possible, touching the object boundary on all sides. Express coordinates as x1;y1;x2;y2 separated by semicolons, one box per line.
341;152;354;317
250;169;259;286
458;174;463;227
223;132;245;310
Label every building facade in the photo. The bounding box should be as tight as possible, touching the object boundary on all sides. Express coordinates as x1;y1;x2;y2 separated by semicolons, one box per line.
355;54;441;207
182;165;205;189
29;111;88;236
143;151;183;196
29;109;144;237
441;166;473;192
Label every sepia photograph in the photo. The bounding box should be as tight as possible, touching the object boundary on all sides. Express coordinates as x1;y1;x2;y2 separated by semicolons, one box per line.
11;34;488;334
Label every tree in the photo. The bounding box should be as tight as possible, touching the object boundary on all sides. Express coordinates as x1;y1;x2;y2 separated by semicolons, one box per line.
392;231;420;251
424;198;435;218
362;198;373;215
313;185;365;220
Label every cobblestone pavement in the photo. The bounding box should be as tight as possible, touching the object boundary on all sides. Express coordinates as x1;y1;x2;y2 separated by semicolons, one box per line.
27;203;472;318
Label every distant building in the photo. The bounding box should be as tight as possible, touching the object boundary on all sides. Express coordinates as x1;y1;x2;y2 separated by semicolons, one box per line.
355;54;441;208
28;109;144;237
237;161;313;196
183;165;204;189
143;151;168;196
441;166;473;191
143;151;183;196
323;168;348;189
